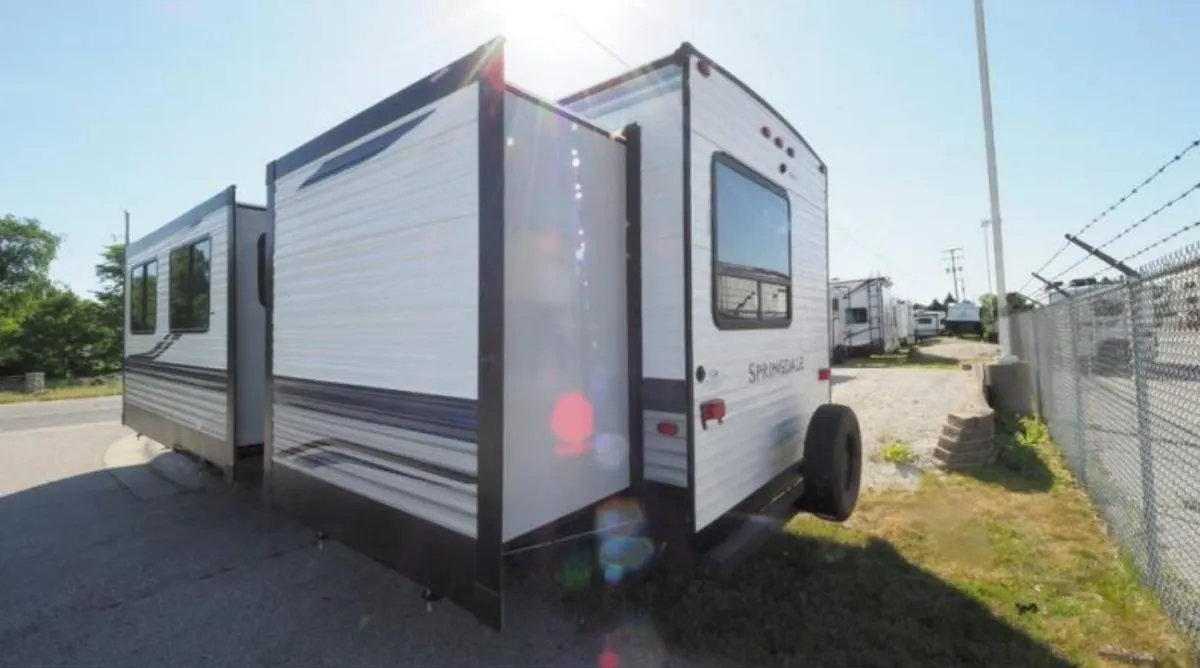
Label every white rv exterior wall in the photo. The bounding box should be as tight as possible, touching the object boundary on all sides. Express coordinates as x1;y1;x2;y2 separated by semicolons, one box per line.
270;83;481;538
125;204;229;442
562;65;689;488
500;91;630;541
687;54;829;531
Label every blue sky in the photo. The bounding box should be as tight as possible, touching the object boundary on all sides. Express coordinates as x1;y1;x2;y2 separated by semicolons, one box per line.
3;0;1198;306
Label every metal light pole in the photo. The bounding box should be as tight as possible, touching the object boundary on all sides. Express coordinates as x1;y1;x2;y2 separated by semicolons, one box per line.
974;0;1016;363
981;218;993;295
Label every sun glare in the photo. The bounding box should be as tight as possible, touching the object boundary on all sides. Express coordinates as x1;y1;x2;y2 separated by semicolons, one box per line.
484;0;614;53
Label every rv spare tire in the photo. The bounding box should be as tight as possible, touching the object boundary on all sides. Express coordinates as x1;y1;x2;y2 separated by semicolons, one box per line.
796;403;862;522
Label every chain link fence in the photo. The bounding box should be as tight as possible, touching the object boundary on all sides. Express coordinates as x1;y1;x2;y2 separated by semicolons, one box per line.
1013;242;1200;639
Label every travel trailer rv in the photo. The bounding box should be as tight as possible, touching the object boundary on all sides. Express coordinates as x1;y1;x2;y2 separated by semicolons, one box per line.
256;36;861;631
944;301;983;336
829;276;899;355
123;187;270;480
912;309;943;340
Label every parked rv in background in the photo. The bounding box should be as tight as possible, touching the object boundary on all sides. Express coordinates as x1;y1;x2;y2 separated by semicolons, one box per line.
830;293;846;363
1048;277;1159;374
944;301;983;336
830;276;899;355
912;309;943;341
892;299;914;346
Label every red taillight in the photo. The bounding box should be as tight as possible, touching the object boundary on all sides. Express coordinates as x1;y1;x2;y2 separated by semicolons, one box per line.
656;421;679;437
699;399;727;428
774;137;784;148
818;368;832;381
696;60;712;77
760;126;771;139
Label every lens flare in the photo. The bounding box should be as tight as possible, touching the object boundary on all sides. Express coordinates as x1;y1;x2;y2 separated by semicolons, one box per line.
552;391;594;456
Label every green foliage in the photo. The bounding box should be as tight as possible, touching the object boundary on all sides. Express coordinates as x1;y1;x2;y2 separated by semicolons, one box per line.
980;292;1037;338
873;441;919;466
0;216;122;379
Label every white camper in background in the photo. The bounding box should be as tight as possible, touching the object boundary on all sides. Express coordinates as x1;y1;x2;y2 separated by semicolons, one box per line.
893;299;914;346
830;292;846;363
912;309;943;341
830;276;898;355
944;300;983;336
262;37;863;630
123;187;270;480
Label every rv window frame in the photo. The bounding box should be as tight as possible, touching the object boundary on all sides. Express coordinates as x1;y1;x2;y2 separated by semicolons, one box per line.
129;259;158;334
168;235;213;334
848;307;869;324
709;151;793;330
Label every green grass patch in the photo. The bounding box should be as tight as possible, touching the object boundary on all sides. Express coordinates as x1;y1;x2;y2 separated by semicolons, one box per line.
540;415;1193;667
0;379;122;405
872;441;919;466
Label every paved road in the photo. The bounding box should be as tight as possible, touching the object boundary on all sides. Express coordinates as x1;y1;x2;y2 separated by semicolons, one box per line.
0;410;692;668
0;395;120;433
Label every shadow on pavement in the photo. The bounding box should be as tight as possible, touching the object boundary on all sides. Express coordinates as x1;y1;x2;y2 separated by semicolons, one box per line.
0;460;1074;667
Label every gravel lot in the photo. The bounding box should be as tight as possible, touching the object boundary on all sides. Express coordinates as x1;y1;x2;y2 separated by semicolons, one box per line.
833;339;998;490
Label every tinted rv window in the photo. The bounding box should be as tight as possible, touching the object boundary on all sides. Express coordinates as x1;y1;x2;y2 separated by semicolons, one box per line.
129;260;158;334
169;237;212;332
711;153;792;329
848;307;869;324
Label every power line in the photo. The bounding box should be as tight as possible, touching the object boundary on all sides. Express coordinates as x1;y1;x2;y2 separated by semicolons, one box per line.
1017;137;1200;294
943;248;965;301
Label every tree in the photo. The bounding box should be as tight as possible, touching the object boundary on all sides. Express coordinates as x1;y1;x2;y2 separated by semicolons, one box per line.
980;292;1037;338
927;299;945;312
11;286;109;377
944;293;958;306
93;241;125;371
0;215;63;366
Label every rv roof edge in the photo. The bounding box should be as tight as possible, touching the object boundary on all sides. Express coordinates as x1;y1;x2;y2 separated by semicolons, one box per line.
270;35;506;183
558;41;825;169
127;185;236;257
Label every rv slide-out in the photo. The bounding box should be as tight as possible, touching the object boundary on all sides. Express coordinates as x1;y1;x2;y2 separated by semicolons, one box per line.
124;187;270;481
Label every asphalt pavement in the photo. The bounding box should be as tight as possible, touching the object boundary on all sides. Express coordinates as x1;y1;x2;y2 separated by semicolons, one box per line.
0;401;691;668
0;395;121;433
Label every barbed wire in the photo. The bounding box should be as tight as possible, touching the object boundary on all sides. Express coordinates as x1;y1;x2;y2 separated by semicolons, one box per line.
1017;137;1200;294
1032;215;1200;299
1043;179;1200;284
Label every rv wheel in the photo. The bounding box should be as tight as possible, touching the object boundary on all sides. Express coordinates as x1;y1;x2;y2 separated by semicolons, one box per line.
796;404;862;522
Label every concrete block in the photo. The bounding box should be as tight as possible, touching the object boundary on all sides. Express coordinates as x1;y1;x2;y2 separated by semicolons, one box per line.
986;360;1033;415
947;410;995;432
941;422;995;443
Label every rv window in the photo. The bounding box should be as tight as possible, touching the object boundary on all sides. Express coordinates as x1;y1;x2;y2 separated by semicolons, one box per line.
129;260;158;334
711;153;792;329
831;298;840;312
917;317;932;325
169;237;212;333
848;307;869;324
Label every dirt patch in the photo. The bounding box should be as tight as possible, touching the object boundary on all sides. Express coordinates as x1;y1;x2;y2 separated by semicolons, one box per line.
913;338;1001;364
833;367;987;490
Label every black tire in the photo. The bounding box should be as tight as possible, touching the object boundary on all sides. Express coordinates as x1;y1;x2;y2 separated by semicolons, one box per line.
796;404;862;522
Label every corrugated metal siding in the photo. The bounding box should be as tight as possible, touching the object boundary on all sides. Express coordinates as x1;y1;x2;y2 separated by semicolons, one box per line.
270;83;482;538
125;371;226;441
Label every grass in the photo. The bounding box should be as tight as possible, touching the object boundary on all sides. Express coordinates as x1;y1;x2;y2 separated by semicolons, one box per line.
539;415;1195;667
873;441;919;466
0;378;123;405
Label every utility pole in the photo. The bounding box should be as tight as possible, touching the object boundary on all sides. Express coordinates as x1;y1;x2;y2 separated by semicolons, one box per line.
975;0;1015;362
981;219;994;295
943;247;965;301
